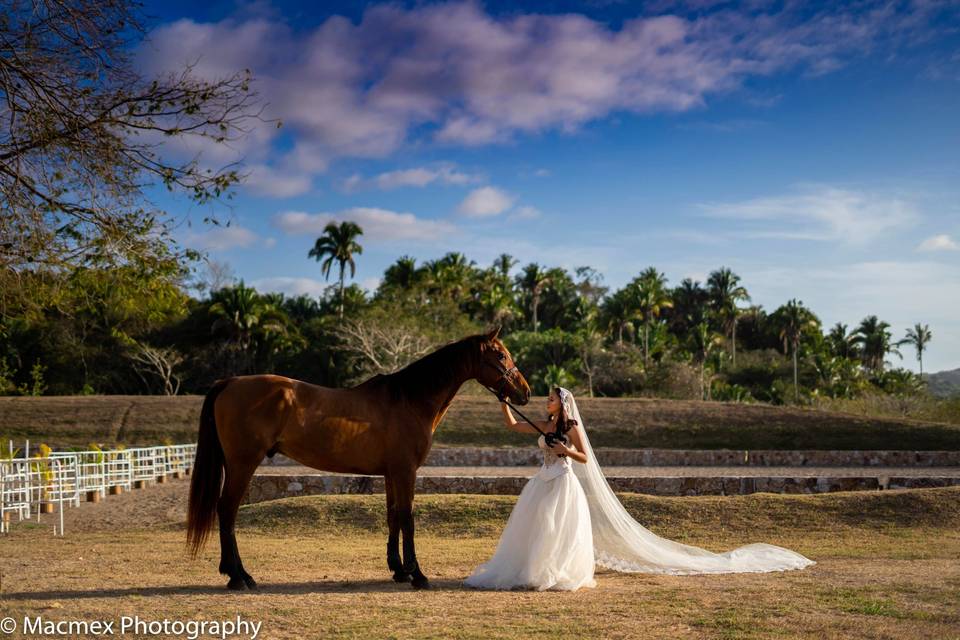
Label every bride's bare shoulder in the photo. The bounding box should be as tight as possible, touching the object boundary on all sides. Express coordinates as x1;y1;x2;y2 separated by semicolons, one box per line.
567;421;585;446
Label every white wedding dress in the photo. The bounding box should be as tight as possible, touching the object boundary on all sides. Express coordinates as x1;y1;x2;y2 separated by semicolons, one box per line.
464;433;597;591
464;388;814;590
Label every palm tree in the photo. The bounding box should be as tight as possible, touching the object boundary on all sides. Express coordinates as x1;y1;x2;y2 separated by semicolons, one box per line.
692;320;724;400
493;253;517;279
827;322;858;360
209;282;266;351
670;278;708;336
707;267;751;368
283;294;321;323
209;282;292;372
774;299;819;402
478;277;517;326
574;266;608;305
853;315;901;375
541;364;575;391
631;267;672;369
334;284;369;317
903;323;933;375
382;255;419;290
517;263;552;333
423;252;476;303
563;290;604;397
601;288;634;345
308;221;364;319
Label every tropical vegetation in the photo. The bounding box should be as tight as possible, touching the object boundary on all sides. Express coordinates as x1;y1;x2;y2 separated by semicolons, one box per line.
1;221;946;416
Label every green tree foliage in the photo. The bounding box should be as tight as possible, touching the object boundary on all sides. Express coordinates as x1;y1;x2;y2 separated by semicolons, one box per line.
0;248;189;394
0;234;939;406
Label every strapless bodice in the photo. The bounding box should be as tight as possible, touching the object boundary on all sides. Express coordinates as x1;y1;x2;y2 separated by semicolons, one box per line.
536;434;574;481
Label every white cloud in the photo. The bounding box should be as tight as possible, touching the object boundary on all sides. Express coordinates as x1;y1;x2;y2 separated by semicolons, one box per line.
458;186;515;217
251;277;329;297
360;277;382;291
343;163;482;191
138;2;942;171
243;164;313;198
700;186;919;245
272;207;456;241
917;234;959;252
375;168;441;189
186;225;258;251
341;174;364;192
511;205;542;220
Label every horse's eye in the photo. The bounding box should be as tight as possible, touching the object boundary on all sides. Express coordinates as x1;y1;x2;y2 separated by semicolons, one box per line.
497;352;506;361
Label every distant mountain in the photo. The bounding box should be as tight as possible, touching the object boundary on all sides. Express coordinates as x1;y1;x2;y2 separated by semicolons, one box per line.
925;368;960;398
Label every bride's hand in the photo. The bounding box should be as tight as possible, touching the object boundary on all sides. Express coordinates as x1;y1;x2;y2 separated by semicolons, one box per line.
548;440;569;455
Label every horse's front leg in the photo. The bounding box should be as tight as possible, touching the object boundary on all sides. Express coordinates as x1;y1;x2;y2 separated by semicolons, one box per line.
392;469;429;589
385;474;407;582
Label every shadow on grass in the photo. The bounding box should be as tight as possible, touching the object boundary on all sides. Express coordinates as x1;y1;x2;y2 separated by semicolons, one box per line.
0;578;471;601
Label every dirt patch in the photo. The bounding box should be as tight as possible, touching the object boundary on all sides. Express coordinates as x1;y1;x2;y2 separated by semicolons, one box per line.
12;479;191;535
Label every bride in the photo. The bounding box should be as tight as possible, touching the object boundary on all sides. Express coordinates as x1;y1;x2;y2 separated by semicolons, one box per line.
464;386;815;591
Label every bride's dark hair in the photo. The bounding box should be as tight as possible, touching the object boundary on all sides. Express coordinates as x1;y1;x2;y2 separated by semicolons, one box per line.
549;386;578;437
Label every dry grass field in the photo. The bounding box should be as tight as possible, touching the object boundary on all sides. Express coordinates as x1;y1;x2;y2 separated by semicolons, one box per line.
2;391;959;450
1;483;959;639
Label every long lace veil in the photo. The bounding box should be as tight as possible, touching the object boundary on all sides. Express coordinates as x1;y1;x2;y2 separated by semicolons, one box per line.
558;387;815;574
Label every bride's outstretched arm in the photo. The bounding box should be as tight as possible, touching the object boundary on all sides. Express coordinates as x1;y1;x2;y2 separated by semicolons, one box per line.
500;402;541;434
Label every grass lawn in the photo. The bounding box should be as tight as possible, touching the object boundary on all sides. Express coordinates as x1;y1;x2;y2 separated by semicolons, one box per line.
2;392;959;450
1;487;958;639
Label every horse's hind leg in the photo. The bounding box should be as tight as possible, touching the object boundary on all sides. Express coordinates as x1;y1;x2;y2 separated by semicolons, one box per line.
218;457;260;590
385;475;408;582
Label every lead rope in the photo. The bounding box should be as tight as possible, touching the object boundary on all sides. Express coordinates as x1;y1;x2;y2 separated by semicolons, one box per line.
482;386;567;454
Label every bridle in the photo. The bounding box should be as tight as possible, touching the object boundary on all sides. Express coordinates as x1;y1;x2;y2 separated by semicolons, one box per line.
482;359;520;403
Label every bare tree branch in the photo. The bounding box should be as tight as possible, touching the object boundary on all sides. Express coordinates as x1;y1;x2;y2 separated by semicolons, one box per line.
0;0;268;303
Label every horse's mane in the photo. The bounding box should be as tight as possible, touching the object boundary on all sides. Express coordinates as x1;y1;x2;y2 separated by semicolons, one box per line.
376;334;481;400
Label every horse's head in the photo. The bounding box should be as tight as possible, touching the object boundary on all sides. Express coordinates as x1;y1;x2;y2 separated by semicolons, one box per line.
476;326;531;405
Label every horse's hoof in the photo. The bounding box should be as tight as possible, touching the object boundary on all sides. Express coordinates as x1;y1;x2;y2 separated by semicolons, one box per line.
393;571;411;583
242;574;258;590
411;575;430;590
226;576;247;591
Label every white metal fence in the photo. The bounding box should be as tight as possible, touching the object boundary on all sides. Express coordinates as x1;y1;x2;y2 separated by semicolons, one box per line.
0;443;196;535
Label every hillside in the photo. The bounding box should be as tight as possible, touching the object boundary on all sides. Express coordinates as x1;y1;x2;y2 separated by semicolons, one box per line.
2;392;959;450
926;368;960;398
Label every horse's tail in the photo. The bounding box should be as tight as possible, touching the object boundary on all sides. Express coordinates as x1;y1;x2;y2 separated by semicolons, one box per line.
186;378;232;556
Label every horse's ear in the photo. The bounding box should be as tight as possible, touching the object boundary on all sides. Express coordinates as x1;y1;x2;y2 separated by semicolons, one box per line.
486;325;501;341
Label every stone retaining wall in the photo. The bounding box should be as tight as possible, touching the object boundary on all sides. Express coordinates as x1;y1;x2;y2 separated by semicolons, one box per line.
244;473;960;503
260;448;960;468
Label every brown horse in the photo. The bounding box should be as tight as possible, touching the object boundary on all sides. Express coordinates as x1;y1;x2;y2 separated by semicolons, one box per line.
186;327;530;590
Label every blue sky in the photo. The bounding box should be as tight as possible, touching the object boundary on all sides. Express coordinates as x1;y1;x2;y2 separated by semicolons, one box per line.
139;0;960;372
